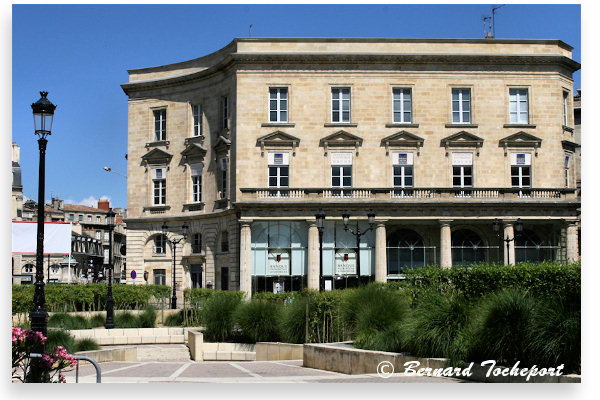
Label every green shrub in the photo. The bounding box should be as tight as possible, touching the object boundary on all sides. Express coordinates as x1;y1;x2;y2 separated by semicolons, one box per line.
280;296;313;344
201;293;243;342
401;290;471;361
527;296;580;374
369;322;405;353
341;284;409;349
234;301;282;343
138;306;157;328
45;329;75;354
252;291;296;304
89;313;105;328
48;313;90;330
465;288;537;365
114;311;141;329
74;338;100;352
164;310;184;327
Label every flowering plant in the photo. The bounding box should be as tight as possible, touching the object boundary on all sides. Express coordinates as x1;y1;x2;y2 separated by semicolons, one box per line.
12;327;77;383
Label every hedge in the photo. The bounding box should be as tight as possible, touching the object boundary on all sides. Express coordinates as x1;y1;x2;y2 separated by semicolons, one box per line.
12;284;171;314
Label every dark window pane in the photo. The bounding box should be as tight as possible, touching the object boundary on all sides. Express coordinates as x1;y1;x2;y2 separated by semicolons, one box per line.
332;177;340;186
343;166;352;175
343;177;352;187
269;177;277;187
405;177;413;186
280;177;289;187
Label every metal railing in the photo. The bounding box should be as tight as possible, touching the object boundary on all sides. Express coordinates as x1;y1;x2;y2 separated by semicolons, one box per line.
240;187;579;201
25;353;101;383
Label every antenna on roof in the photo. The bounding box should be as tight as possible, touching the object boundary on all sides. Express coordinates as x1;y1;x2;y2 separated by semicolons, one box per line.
491;4;506;38
249;24;253;38
482;15;492;38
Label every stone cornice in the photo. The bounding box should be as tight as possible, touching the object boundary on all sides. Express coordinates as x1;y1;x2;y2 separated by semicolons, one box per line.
122;53;579;95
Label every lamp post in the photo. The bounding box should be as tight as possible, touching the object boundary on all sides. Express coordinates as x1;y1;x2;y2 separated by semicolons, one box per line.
493;218;523;264
315;210;326;291
29;91;56;344
105;208;116;329
103;166;127;178
162;221;189;309
342;210;376;286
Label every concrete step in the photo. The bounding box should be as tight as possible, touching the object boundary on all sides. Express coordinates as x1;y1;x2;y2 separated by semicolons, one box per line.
135;344;191;361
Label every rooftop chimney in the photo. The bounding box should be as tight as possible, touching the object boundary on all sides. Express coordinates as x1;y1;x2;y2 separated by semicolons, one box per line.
98;199;110;211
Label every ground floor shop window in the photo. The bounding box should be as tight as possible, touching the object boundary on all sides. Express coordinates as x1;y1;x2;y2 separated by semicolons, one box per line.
386;229;433;274
452;229;498;266
252;275;306;294
515;229;562;263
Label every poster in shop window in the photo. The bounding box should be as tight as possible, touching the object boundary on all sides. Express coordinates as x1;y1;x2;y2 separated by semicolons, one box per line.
335;249;357;275
267;250;290;275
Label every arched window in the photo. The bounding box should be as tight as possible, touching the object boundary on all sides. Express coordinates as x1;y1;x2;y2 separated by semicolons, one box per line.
387;229;425;274
515;229;551;263
51;265;60;274
452;229;485;266
23;264;34;273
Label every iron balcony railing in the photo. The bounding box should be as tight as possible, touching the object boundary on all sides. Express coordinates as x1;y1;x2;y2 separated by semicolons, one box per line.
239;187;579;201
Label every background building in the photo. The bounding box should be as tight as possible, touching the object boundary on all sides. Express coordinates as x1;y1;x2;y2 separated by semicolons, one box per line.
122;38;581;299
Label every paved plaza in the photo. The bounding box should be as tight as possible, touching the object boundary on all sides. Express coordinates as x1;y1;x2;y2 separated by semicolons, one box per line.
63;359;469;384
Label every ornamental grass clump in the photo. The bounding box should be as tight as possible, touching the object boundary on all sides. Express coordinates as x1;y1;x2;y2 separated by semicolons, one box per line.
201;292;243;342
401;289;472;361
74;337;100;352
138;306;157;328
234;300;282;343
341;284;410;350
280;296;313;344
89;313;105;328
465;287;537;366
45;329;76;354
527;296;580;374
48;313;90;330
114;311;140;329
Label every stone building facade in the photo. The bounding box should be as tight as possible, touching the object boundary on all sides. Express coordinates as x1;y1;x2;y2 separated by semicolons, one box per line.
121;38;580;299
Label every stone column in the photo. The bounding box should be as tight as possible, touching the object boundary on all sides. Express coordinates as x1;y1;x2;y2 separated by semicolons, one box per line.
239;220;252;300
307;220;320;290
375;221;387;282
503;221;516;265
440;220;453;268
566;222;580;262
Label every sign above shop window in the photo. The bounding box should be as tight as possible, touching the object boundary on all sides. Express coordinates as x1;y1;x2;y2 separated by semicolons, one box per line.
331;152;353;165
335;249;357;275
268;152;289;165
267;250;290;275
452;152;473;166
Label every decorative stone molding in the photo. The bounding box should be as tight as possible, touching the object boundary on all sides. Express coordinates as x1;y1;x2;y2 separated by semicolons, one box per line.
440;131;484;156
381;131;425;156
499;131;542;156
319;130;363;156
256;130;301;156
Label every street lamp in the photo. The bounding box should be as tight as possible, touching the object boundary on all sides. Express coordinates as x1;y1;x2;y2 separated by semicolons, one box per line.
493;218;523;264
30;91;56;345
315;210;326;291
162;221;189;309
342;210;376;286
105;208;116;329
103;166;127;178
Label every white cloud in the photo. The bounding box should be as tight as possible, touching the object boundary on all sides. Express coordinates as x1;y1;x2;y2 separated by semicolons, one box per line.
63;195;112;208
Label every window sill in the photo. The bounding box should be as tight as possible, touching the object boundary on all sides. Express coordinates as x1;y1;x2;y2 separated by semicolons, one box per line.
503;124;536;129
385;123;419;128
324;123;358;128
145;140;170;148
445;123;478;128
214;198;229;209
562;125;574;133
183;202;205;211
261;122;296;128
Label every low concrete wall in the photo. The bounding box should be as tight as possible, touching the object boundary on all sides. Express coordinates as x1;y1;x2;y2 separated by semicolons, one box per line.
69;327;188;345
187;329;255;361
303;343;581;383
256;342;303;361
76;346;138;363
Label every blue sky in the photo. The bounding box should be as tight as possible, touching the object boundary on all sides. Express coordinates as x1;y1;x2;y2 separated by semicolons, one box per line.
11;3;581;210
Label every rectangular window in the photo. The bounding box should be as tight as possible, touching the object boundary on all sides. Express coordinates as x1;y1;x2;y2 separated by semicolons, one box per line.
104;231;109;241
87;215;92;222
153;269;166;285
221;96;229;130
95;231;101;240
192;104;202;136
192;233;202;254
221;267;229;290
331;165;352;198
563;91;569;126
191;175;202;203
78;215;83;222
393;152;414;197
219;157;228;199
267;152;289;197
452;89;471;123
331;88;351;123
69;214;74;221
565;154;571;188
96;216;101;223
269;88;288;122
509;89;528;124
393;88;412;123
153;109;167;141
153;180;166;205
154;235;166;254
452;152;473;197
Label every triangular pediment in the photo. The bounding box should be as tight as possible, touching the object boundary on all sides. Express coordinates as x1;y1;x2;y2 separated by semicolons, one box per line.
181;143;208;160
441;131;484;146
256;130;301;147
319;130;363;147
499;131;543;146
213;135;231;154
141;148;172;165
381;131;425;146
